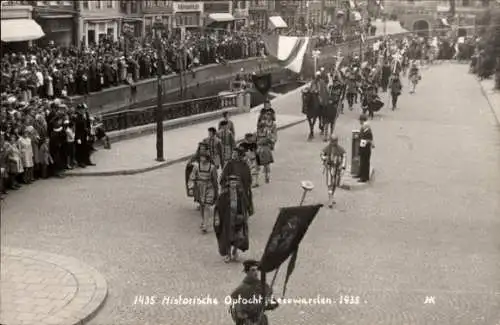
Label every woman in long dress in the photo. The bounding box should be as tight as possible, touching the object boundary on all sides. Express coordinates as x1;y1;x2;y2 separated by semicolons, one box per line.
189;151;218;233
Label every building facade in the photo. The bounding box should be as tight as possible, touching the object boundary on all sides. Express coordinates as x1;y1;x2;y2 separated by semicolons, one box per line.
77;0;123;46
384;0;492;36
30;1;76;46
142;0;173;34
172;1;203;29
232;0;249;28
119;0;143;37
248;0;273;30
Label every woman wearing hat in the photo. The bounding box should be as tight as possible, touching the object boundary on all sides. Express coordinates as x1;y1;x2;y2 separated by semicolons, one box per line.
189;149;218;233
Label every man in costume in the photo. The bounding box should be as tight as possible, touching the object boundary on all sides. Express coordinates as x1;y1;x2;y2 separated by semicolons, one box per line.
408;61;420;94
203;127;223;170
239;133;259;188
214;174;251;262
230;260;279;325
189;150;218;233
218;120;236;169
321;135;346;207
220;146;254;216
357;114;374;183
219;111;235;136
389;73;402;110
309;71;328;132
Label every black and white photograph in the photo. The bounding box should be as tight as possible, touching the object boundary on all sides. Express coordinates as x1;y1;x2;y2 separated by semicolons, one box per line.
1;1;499;325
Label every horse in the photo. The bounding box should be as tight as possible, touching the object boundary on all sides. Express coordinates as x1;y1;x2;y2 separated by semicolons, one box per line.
320;85;341;141
302;88;324;140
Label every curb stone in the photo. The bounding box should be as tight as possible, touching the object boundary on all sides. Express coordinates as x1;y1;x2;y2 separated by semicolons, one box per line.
477;78;500;127
0;247;108;325
340;168;375;190
64;119;306;177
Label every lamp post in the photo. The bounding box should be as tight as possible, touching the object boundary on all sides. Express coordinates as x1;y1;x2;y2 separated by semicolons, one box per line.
153;17;165;162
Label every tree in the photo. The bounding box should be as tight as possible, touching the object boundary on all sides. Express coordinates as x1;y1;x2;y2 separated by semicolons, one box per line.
481;8;500;86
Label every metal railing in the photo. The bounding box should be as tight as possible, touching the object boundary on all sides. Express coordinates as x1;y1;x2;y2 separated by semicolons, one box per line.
101;92;238;132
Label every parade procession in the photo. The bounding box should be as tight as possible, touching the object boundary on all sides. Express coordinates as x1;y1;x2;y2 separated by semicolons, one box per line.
179;31;433;324
2;0;500;325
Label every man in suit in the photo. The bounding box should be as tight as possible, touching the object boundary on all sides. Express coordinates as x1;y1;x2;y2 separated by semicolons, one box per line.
74;103;95;168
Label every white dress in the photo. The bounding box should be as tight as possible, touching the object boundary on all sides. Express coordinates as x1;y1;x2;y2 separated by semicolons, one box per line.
18;137;34;168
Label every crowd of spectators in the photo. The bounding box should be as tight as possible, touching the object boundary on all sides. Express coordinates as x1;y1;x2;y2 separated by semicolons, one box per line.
0;31;265;100
0;95;108;199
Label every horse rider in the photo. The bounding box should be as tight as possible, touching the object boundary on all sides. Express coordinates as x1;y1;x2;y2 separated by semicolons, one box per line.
310;71;328;131
321;134;347;207
229;259;279;325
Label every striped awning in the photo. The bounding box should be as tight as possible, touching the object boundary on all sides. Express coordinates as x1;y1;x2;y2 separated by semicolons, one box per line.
1;19;45;42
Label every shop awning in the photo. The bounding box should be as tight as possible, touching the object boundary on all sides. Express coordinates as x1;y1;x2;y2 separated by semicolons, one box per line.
207;13;235;23
1;19;45;42
269;16;287;29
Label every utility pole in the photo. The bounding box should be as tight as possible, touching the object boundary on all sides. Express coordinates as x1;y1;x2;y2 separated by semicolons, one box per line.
153;17;165;162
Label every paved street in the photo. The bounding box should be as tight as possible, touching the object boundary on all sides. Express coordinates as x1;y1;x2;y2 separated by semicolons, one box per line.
1;63;499;325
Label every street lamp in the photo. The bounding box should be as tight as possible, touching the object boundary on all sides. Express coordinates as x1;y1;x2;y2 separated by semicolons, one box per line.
153;17;165;162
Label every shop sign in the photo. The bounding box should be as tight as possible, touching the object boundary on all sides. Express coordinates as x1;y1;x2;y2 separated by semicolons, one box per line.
173;1;202;13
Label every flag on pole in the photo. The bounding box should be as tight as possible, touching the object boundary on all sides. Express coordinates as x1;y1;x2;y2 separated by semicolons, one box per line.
263;35;311;73
259;204;323;296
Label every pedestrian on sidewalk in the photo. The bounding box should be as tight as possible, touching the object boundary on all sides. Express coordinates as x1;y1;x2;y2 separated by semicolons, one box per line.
357;114;374;183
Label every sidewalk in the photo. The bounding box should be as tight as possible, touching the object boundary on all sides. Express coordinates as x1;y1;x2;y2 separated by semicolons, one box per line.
66;85;309;176
479;78;500;126
0;247;107;325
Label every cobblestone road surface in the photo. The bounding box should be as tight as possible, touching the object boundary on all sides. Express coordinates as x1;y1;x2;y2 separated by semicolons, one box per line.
1;64;499;325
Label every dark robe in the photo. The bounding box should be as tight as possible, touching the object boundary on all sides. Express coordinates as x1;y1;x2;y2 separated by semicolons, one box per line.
219;158;253;215
214;184;250;256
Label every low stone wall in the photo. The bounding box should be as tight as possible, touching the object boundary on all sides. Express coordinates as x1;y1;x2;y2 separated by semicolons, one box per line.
71;35;397;115
69;57;278;114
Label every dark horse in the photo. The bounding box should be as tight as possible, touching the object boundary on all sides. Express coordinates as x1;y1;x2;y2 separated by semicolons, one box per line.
321;85;341;141
302;88;324;140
